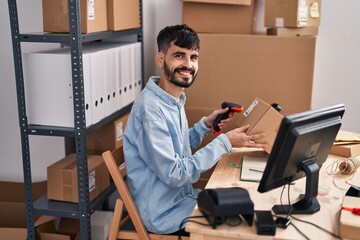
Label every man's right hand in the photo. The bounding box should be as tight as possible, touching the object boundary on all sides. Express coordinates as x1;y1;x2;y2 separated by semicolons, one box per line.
225;124;267;149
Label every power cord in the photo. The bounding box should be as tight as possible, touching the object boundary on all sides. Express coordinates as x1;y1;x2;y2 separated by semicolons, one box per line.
276;182;341;239
177;214;243;240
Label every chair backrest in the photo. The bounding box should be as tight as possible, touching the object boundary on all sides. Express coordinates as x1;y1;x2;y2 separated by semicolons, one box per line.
102;150;150;239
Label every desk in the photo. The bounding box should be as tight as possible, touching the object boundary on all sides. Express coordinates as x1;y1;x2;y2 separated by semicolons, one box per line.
186;148;360;239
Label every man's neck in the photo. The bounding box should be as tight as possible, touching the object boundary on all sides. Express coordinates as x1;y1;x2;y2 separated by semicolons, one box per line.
158;77;184;99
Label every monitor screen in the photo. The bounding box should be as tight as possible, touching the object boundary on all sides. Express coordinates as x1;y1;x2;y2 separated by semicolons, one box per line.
258;104;345;214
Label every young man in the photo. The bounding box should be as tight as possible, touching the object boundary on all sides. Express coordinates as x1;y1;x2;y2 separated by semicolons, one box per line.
123;24;267;234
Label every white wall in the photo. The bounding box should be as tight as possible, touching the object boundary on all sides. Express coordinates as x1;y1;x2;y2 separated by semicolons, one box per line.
0;0;358;181
312;0;360;133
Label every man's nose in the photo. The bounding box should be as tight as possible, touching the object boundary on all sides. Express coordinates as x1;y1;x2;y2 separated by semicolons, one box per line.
182;57;192;68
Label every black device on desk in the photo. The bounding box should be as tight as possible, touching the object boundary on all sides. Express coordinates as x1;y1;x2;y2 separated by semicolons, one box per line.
197;187;254;229
212;102;243;134
258;103;345;214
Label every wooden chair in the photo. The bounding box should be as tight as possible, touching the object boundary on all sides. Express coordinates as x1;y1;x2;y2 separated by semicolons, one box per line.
102;150;189;240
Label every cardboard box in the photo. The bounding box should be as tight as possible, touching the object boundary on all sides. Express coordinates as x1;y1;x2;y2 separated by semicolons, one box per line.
184;34;316;115
267;27;318;37
112;145;125;168
42;0;108;33
87;112;129;153
0;181;48;239
107;0;140;31
339;196;360;240
41;218;80;240
47;154;110;203
182;0;255;34
91;211;113;240
236;98;283;153
330;143;360;158
265;0;321;28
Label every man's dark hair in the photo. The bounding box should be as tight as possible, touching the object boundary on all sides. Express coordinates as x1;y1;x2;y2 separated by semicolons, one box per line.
157;24;200;53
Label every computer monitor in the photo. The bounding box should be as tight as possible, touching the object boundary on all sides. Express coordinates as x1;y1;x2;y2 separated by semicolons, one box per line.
258;104;345;214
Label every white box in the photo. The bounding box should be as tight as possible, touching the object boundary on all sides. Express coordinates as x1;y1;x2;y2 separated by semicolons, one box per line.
91;210;113;240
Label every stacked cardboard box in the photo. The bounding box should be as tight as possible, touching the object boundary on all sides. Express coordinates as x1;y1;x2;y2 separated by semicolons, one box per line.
182;0;317;187
265;0;321;36
47;154;110;203
182;0;255;34
330;130;360;157
42;0;140;33
0;181;48;239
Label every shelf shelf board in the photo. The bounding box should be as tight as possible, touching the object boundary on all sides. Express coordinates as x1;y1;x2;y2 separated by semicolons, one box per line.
33;182;116;218
26;103;133;137
20;28;141;44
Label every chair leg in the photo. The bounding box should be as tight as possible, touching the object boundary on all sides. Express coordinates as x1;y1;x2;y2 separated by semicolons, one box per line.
109;199;125;240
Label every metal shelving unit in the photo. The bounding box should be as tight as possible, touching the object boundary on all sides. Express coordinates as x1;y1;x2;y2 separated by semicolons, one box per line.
7;0;143;239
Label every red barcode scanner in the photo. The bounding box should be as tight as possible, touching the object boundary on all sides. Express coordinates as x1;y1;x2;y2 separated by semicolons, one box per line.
211;102;243;134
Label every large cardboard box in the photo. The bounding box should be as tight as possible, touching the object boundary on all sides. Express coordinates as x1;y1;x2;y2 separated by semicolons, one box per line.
47;154;110;203
184;34;316;115
339;196;360;240
87;112;129;153
107;0;140;31
42;0;108;33
0;181;47;239
265;0;321;27
182;0;255;34
236;98;283;153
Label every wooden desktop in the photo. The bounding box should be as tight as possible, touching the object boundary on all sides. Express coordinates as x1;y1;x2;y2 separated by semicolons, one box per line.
185;148;360;239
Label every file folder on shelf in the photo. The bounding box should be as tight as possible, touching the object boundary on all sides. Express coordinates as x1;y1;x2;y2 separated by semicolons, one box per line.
23;48;92;128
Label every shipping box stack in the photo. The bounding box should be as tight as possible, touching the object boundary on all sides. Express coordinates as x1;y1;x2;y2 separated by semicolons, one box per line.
182;0;317;188
265;0;321;36
183;0;255;34
331;130;360;158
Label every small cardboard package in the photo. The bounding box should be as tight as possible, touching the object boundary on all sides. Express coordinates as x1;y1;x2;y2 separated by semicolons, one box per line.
330;130;360;157
87;113;129;153
47;154;109;203
42;0;108;33
265;0;321;28
237;98;283;153
339;195;360;240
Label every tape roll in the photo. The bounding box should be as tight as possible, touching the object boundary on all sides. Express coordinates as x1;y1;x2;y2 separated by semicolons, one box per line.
339;156;360;175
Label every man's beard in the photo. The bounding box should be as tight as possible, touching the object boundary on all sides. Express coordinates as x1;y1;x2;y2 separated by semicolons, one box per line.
164;61;197;88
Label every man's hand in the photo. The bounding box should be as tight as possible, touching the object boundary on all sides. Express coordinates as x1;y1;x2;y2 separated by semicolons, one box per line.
225;124;268;149
204;108;234;130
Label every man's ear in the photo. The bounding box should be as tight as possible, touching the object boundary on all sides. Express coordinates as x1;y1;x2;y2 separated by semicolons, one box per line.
156;52;164;68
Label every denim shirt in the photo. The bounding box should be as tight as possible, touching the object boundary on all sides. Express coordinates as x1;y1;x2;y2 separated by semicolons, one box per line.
123;76;232;234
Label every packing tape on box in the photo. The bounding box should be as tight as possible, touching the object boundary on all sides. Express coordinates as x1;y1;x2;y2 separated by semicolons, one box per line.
339;156;360;175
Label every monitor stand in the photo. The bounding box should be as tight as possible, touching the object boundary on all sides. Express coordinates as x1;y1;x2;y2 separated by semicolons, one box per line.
272;158;321;215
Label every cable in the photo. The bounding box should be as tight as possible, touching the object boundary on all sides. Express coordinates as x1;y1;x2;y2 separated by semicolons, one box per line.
177;215;210;240
289;222;310;240
290;215;341;239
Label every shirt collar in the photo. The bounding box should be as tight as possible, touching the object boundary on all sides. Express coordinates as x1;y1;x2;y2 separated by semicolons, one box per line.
147;76;186;107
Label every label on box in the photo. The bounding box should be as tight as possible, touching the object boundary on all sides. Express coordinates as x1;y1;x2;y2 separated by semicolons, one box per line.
275;18;284;28
88;0;95;20
310;2;320;18
89;170;96;192
243;99;259;117
116;122;124;142
298;0;308;26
